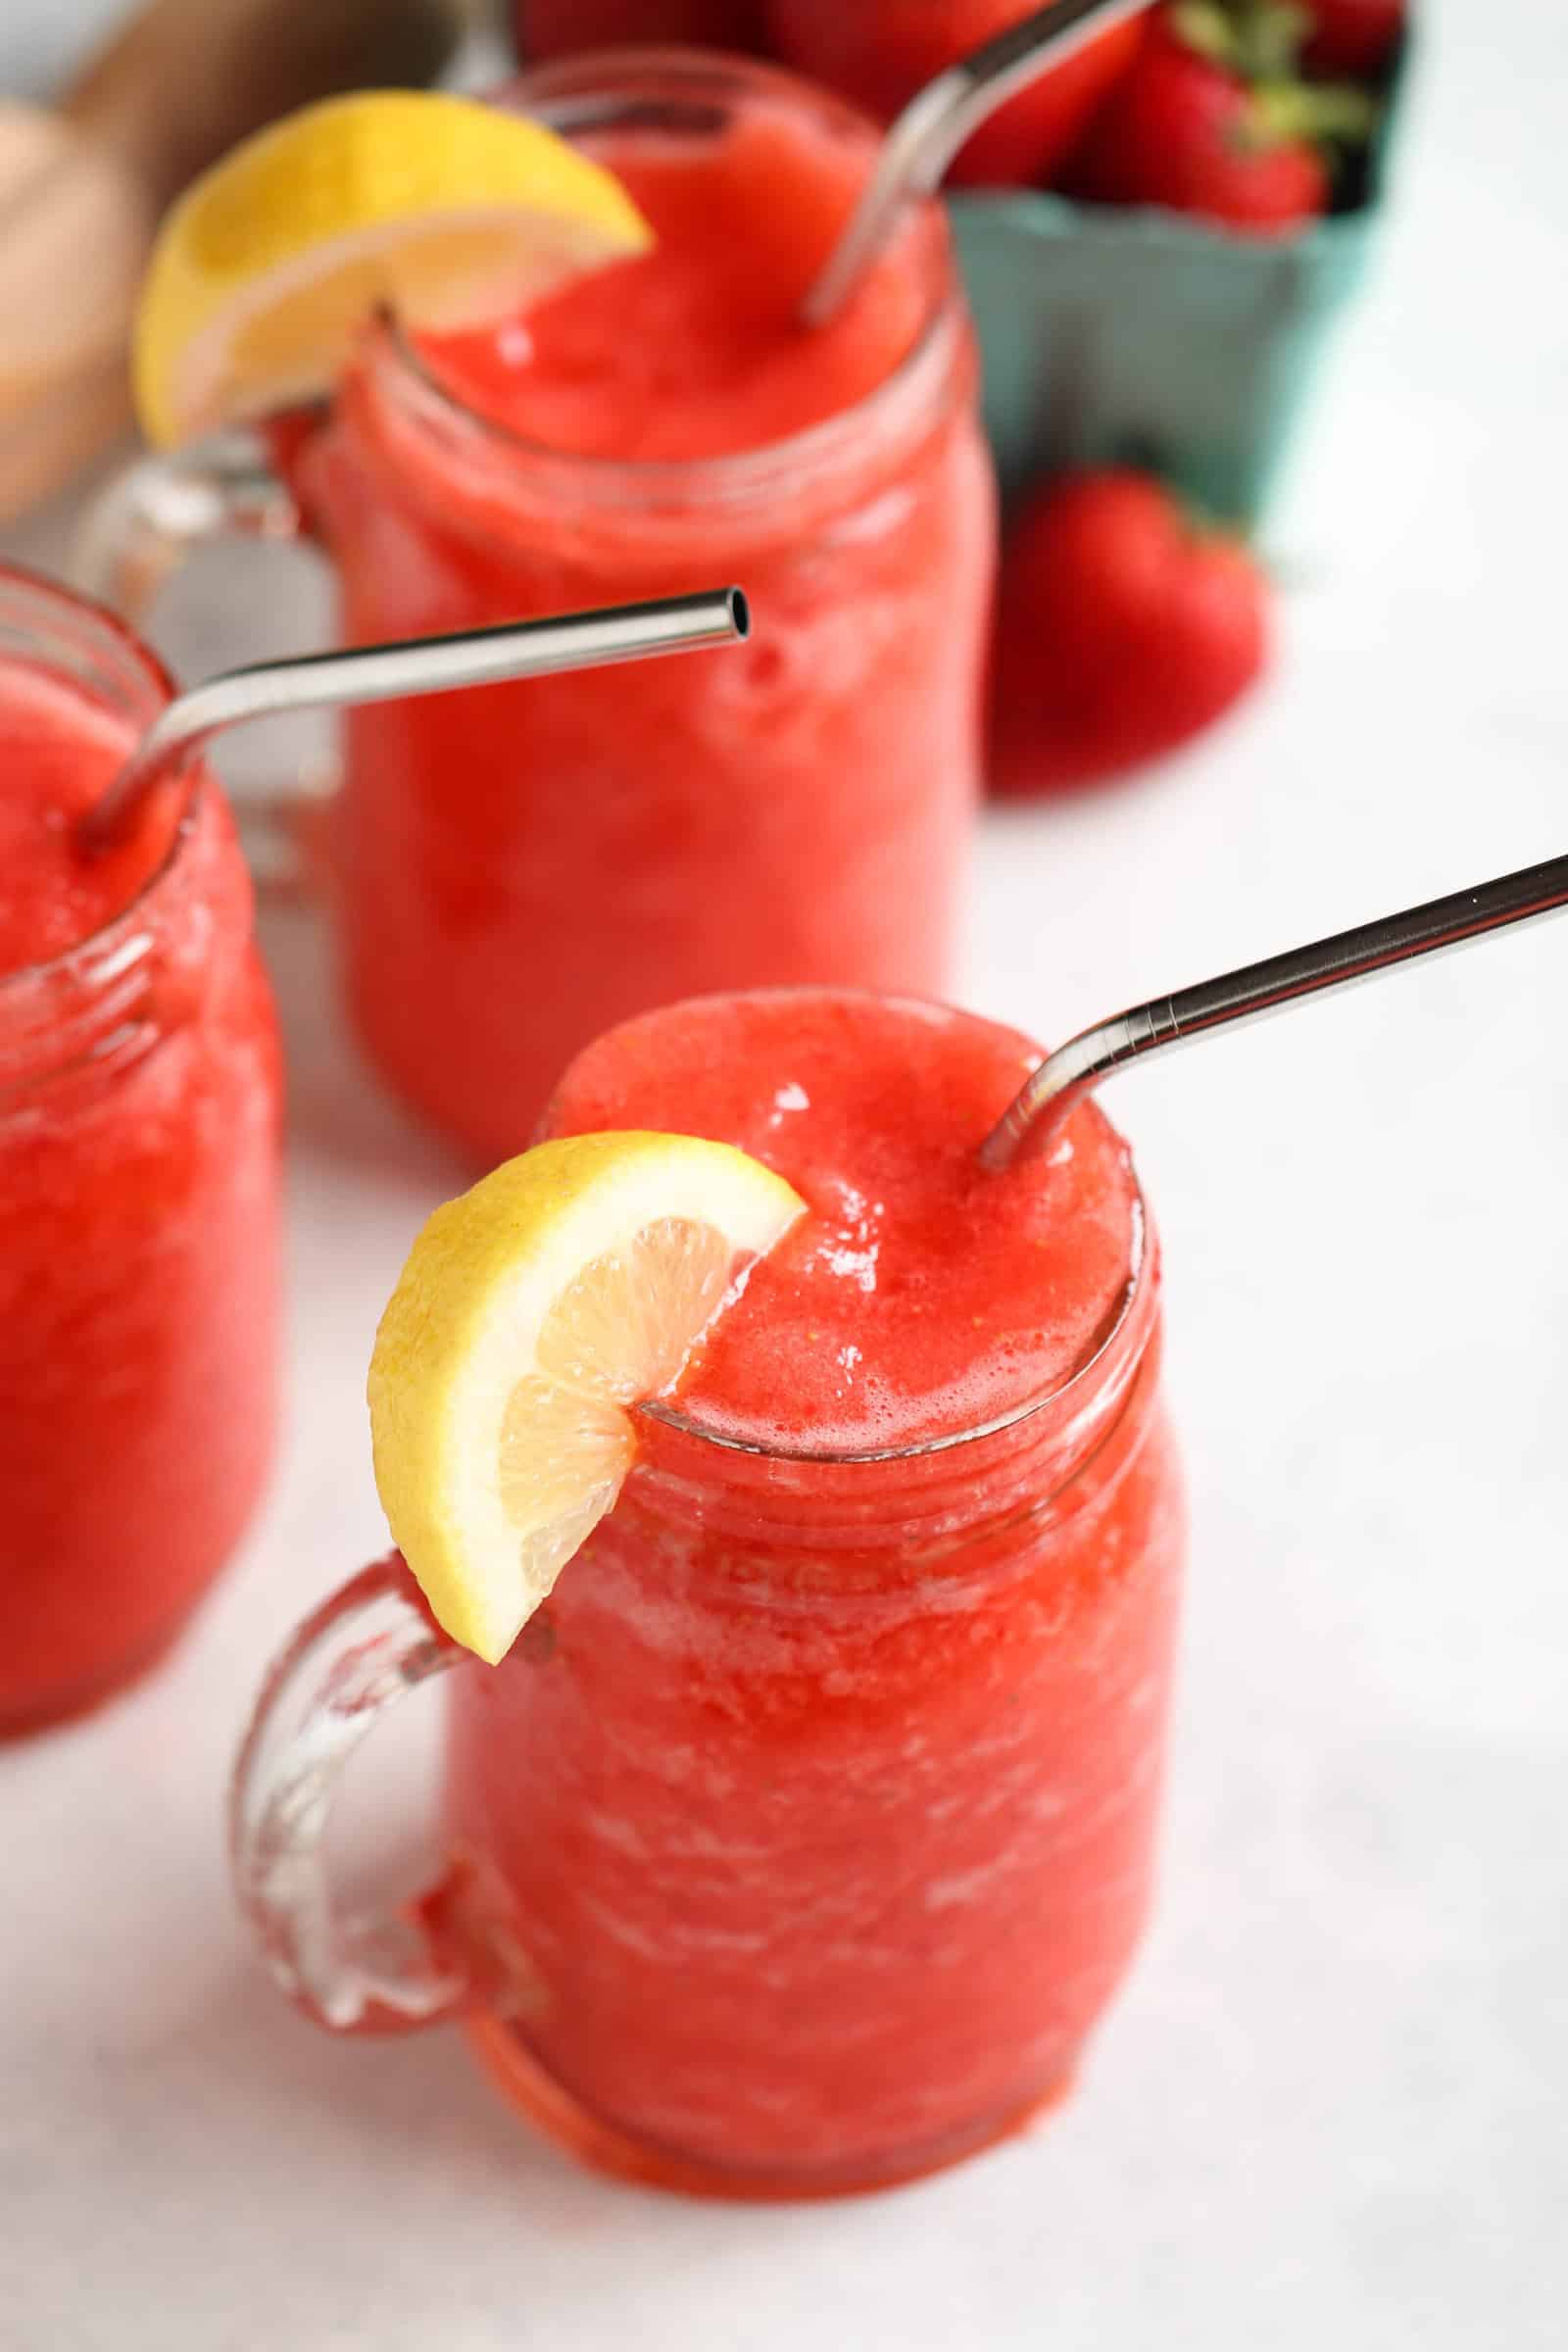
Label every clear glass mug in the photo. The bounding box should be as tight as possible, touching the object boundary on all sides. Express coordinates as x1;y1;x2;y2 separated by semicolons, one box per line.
0;567;282;1736
229;1203;1184;2199
81;50;997;1165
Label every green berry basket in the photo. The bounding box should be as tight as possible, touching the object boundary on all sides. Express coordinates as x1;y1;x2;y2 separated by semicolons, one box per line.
947;36;1411;523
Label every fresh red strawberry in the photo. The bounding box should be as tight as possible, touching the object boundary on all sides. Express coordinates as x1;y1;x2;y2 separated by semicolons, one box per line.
764;1;1147;188
988;468;1269;797
1298;0;1404;77
1067;6;1335;233
520;0;766;57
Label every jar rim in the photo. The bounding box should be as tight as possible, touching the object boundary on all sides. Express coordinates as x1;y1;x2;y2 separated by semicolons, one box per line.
0;563;199;1008
366;47;965;513
638;1177;1154;1468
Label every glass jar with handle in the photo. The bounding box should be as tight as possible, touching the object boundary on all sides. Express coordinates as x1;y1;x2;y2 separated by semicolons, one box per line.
229;990;1185;2196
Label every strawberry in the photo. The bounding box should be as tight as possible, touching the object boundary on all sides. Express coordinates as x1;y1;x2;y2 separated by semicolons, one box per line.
1066;3;1375;234
988;468;1270;797
520;0;766;56
764;1;1147;188
1298;0;1404;77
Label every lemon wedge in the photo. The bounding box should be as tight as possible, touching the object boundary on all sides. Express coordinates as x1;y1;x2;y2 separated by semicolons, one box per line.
368;1133;806;1664
133;90;652;447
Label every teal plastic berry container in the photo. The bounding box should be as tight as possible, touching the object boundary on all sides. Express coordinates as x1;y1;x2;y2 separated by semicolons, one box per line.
947;40;1410;523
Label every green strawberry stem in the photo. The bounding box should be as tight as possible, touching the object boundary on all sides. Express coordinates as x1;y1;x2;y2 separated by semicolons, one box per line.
1171;0;1381;149
1172;0;1310;79
1250;77;1380;146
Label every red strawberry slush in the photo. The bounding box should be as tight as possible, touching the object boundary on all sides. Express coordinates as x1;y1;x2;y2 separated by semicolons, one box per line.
438;990;1186;2191
0;621;281;1734
301;58;993;1163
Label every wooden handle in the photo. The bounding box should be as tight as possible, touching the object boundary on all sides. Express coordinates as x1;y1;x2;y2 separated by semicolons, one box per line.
0;103;153;514
64;0;468;209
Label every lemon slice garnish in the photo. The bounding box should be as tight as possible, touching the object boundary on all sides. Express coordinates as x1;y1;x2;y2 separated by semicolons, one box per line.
133;90;652;447
368;1133;806;1664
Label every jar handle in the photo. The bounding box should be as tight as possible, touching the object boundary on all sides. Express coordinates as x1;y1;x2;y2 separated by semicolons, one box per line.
229;1552;472;2035
74;426;330;895
74;427;300;621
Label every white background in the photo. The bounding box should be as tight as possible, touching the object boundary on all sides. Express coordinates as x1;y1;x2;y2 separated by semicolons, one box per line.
3;1;1566;2344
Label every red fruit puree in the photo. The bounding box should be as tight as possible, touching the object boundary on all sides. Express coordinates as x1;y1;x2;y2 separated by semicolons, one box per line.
0;603;281;1737
304;57;992;1162
439;992;1185;2191
0;675;173;967
423;105;929;462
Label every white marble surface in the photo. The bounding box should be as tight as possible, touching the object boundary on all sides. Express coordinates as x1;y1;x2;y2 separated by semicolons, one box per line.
4;2;1568;2345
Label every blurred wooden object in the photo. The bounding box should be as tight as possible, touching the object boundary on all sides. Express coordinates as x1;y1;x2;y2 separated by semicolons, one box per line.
0;101;152;528
0;0;471;526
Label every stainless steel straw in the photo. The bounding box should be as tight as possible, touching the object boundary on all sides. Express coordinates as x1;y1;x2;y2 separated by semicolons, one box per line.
801;0;1156;327
982;852;1568;1168
81;588;749;848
